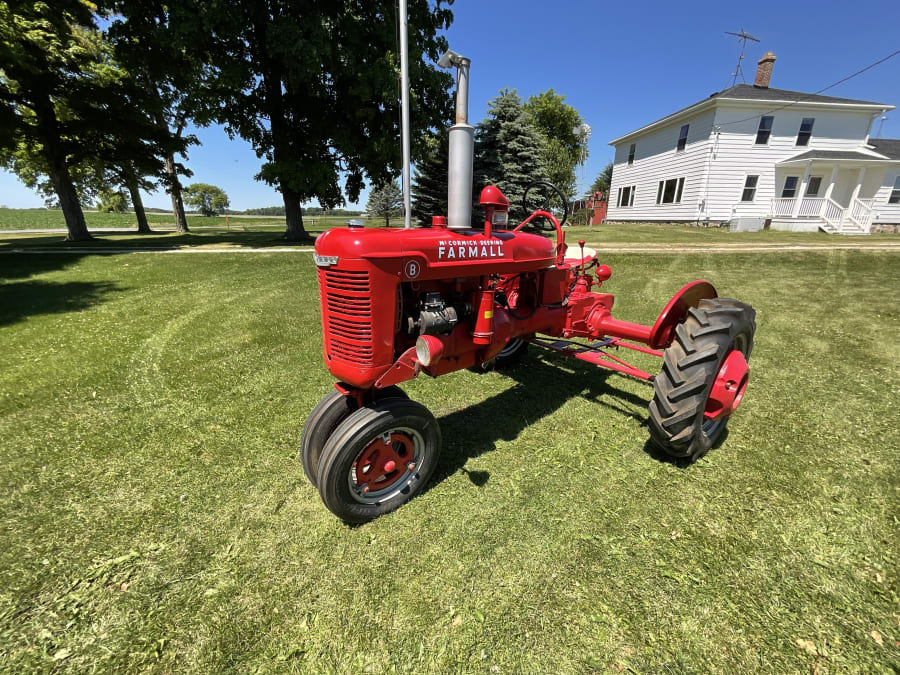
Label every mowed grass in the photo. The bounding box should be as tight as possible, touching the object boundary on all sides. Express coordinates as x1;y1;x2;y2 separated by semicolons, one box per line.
0;238;898;672
0;208;364;231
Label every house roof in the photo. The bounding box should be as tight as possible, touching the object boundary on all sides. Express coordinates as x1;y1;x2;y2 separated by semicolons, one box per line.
715;84;889;107
868;138;900;160
609;84;894;145
777;149;895;165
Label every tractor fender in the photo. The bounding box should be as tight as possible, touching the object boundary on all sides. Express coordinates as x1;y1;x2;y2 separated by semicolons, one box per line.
648;280;717;349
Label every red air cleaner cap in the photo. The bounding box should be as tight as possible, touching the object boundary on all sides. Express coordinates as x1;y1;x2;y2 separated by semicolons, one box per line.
479;185;509;208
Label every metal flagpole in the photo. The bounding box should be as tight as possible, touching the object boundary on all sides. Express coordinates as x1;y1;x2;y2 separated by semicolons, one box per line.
399;0;412;228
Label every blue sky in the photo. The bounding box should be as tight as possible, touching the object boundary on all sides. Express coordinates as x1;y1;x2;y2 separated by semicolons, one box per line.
2;0;899;211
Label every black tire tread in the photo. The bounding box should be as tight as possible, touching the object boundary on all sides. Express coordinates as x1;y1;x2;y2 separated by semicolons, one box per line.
648;297;756;461
316;398;441;523
300;386;407;487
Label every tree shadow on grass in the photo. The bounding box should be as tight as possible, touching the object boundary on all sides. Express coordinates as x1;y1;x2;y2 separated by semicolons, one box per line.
0;279;120;327
431;351;655;489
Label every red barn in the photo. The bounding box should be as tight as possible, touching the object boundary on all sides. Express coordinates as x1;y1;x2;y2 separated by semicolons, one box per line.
573;191;608;226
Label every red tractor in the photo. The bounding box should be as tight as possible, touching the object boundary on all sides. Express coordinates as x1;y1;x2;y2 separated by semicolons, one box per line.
302;52;756;523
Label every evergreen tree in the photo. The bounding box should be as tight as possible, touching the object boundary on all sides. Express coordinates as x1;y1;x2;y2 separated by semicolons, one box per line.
411;133;448;224
474;89;548;222
366;181;403;227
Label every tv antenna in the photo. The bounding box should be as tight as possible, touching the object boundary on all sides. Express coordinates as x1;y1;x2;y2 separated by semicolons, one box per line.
725;29;760;87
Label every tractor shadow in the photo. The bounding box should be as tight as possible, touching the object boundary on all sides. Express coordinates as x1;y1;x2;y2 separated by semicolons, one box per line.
431;352;658;488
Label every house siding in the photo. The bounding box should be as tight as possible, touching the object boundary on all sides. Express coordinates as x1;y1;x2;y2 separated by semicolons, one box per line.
606;110;715;222
704;105;881;221
871;166;900;224
606;99;895;225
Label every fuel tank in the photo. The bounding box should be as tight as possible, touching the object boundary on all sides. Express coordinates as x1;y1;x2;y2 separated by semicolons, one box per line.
315;225;556;282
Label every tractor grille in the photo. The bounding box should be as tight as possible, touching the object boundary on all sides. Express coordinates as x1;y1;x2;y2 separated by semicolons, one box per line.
319;268;374;366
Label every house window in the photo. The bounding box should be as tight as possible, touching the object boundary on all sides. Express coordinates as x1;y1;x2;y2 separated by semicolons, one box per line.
741;176;759;202
628;143;636;165
796;118;815;146
677;124;689;152
617;185;636;207
889;176;900;204
806;176;822;197
781;176;799;198
755;116;774;145
656;177;685;204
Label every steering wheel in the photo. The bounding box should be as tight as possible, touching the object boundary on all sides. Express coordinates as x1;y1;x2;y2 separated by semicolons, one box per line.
521;181;569;232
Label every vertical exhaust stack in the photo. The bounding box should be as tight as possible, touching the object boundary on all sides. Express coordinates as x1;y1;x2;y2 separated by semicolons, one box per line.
438;50;474;230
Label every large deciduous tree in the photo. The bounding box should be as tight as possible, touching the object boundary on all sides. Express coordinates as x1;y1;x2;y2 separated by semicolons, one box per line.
523;89;587;200
195;0;454;241
107;1;208;234
183;183;230;217
0;2;104;240
474;89;548;222
1;2;191;240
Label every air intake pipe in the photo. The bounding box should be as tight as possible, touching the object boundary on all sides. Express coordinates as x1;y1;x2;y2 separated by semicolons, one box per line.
438;50;474;230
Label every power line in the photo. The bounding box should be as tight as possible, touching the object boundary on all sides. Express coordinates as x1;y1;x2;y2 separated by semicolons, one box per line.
717;48;900;127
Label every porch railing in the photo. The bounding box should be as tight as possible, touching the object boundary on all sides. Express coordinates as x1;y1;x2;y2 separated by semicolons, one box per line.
848;198;873;232
822;199;843;230
797;198;825;217
770;198;796;217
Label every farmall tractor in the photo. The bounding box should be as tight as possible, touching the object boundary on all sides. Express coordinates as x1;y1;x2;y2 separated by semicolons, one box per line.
303;52;756;523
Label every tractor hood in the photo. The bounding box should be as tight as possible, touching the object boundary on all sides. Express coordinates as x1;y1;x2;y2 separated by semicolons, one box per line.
314;226;557;282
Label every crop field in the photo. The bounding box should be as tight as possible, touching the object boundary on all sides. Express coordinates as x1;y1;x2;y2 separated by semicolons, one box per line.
0;226;898;672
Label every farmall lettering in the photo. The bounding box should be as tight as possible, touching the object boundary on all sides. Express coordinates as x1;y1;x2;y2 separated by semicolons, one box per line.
437;239;504;260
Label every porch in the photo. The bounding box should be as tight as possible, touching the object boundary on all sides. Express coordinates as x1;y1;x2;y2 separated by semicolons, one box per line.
768;152;894;235
769;196;874;234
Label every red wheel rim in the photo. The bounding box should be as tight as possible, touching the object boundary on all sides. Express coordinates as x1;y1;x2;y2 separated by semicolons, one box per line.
704;349;749;421
353;432;415;493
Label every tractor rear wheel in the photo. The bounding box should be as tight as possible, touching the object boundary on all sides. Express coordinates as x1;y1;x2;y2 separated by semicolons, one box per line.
316;398;441;523
300;386;407;488
474;337;529;371
648;297;756;461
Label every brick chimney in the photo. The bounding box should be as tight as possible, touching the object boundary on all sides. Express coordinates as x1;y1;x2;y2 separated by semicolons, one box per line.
754;52;776;88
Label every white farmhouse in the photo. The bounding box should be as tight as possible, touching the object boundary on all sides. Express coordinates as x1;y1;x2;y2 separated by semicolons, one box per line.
606;53;900;233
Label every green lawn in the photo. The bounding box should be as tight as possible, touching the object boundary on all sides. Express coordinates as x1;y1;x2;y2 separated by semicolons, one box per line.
0;209;364;231
0;230;897;672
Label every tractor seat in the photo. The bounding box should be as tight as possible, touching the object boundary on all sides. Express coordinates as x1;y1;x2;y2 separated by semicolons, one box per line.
563;244;598;267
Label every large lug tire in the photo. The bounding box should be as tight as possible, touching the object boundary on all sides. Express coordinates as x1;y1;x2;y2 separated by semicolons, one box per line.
300;386;407;487
316;398;441;524
648;297;756;461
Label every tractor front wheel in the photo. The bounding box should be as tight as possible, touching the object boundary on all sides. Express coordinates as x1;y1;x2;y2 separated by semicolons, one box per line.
300;386;408;487
648;297;756;461
316;398;441;523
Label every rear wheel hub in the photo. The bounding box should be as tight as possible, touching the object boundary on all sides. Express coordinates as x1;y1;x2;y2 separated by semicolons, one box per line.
704;349;749;421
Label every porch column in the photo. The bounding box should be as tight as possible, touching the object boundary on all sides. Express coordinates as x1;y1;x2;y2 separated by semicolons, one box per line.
822;166;839;201
848;167;866;204
821;166;840;219
791;160;812;217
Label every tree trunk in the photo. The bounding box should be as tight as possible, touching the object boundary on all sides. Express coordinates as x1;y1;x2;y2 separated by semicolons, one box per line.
126;179;152;233
48;161;91;241
384;213;389;227
34;93;90;241
164;153;189;233
283;186;308;241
